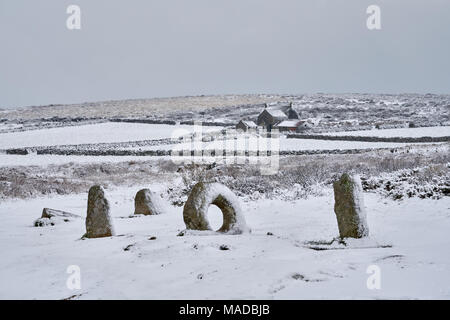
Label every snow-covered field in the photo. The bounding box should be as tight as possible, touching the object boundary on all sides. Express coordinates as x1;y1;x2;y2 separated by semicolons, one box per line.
0;154;167;167
325;126;450;138
0;185;449;299
279;137;428;151
0;123;222;149
121;135;435;153
1;122;439;163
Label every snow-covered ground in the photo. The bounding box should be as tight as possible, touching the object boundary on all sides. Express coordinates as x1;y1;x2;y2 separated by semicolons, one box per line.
0;185;449;299
0;154;166;167
1;95;448;300
0;123;222;149
325;126;450;138
126;136;435;152
0;140;441;168
279;137;430;151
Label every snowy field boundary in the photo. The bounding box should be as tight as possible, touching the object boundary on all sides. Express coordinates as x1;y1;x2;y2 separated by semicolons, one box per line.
0;118;107;134
287;133;450;143
3;145;440;157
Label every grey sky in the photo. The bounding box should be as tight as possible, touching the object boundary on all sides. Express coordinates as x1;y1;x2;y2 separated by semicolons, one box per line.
1;0;449;108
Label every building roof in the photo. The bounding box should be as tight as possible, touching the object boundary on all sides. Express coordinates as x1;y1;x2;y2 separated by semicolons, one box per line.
240;120;257;128
265;108;288;119
276;120;302;128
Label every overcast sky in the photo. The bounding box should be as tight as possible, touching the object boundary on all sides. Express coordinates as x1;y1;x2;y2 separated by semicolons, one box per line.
1;0;449;108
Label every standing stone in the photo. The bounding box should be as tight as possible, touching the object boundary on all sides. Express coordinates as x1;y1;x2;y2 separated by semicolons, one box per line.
34;208;80;227
134;189;163;215
333;173;369;239
42;208;80;220
183;182;250;234
85;185;114;238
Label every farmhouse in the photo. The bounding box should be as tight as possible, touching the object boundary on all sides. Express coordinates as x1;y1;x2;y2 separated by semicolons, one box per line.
236;120;257;132
275;119;314;132
235;102;305;132
279;103;299;120
257;108;287;131
256;103;300;131
276;120;303;132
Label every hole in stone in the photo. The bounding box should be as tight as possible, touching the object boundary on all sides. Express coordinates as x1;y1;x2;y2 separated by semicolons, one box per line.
207;205;223;231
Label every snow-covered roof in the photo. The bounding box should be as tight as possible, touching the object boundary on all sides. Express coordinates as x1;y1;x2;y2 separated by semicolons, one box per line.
276;120;302;128
266;109;288;119
240;120;257;128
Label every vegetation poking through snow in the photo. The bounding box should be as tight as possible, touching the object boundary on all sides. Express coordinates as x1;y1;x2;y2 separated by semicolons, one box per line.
1;145;448;202
167;145;449;203
361;164;449;200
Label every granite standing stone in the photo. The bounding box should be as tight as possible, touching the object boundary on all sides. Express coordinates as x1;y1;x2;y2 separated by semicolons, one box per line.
85;185;114;238
333;173;369;238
